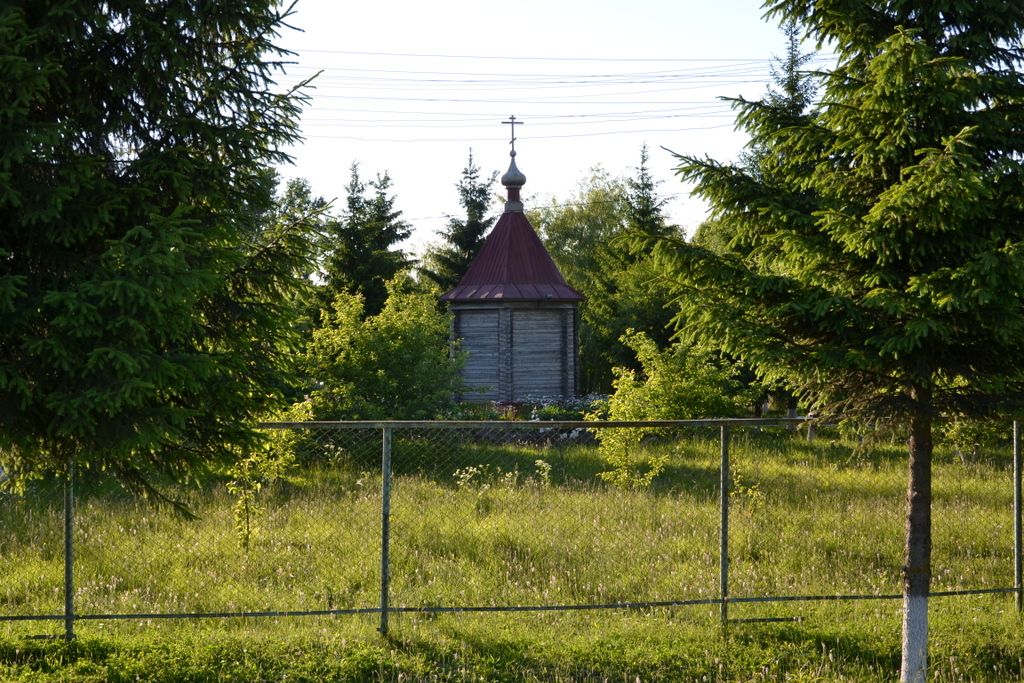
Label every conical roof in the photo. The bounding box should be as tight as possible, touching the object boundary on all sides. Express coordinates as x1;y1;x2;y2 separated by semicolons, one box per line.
440;212;583;302
440;151;583;303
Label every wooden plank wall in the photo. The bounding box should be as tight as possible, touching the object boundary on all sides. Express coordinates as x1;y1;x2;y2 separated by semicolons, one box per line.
512;309;565;400
456;310;500;400
453;303;579;402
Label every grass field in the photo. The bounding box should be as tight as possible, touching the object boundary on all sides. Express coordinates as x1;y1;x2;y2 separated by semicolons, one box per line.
1;424;1022;680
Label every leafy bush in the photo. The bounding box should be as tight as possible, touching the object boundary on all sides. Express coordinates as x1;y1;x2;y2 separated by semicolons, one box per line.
226;402;311;550
939;417;1011;461
442;401;506;420
302;277;464;420
592;330;751;488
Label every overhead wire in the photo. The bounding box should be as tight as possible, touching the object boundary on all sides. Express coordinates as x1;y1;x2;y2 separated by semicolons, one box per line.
287;47;826;63
271;47;835;249
273;47;833;144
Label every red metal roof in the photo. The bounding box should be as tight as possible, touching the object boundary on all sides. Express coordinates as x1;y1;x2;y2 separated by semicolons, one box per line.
440;210;583;302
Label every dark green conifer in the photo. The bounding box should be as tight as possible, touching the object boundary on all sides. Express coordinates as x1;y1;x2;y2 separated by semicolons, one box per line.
421;150;497;293
321;164;411;317
647;4;1024;678
0;1;313;498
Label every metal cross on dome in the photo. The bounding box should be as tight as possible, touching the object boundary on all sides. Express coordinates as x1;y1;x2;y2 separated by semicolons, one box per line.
502;115;523;154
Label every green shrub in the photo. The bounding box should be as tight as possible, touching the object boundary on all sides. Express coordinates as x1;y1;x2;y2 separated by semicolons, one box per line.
528;395;607;421
303;277;464;420
939;417;1011;461
592;330;751;488
225;402;310;550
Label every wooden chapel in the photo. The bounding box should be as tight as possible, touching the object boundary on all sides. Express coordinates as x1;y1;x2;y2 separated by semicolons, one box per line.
440;126;583;402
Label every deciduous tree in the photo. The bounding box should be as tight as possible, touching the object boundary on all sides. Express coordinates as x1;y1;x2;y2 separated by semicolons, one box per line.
303;277;463;420
533;169;629;392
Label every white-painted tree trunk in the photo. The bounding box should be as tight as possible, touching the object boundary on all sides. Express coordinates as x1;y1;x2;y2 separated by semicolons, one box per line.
900;592;928;683
901;397;933;683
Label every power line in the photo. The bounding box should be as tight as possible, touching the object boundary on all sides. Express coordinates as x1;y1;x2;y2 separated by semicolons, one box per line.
300;93;760;104
289;48;815;63
300;123;735;143
298;103;740;117
300;112;734;128
280;62;790;80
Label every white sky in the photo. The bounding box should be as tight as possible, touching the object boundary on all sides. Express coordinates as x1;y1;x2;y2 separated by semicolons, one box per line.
273;0;826;255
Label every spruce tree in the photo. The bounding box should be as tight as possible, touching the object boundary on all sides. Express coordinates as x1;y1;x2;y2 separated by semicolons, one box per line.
617;145;678;358
646;4;1024;680
421;150;497;293
0;1;312;497
321;164;411;317
624;145;673;240
736;17;818;184
693;21;820;414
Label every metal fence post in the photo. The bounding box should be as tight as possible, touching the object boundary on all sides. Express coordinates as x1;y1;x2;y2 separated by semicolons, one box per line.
1014;420;1022;614
63;457;75;641
720;424;730;630
379;426;393;635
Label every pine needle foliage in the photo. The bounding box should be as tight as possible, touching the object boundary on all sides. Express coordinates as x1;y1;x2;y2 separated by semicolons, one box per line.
643;3;1024;679
321;164;412;318
0;1;313;498
420;150;497;293
656;10;1024;421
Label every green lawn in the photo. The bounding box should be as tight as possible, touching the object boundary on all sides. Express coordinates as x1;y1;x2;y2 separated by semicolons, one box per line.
1;425;1021;680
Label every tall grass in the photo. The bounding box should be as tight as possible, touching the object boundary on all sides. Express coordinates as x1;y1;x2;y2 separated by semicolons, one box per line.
0;425;1021;680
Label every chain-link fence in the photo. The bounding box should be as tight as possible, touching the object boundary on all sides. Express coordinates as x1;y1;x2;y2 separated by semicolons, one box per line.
1;419;1020;638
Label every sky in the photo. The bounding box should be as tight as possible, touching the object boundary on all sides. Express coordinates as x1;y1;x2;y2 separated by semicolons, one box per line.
272;0;828;255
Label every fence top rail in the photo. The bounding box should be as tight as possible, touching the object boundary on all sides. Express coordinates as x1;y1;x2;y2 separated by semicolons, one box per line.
259;417;808;430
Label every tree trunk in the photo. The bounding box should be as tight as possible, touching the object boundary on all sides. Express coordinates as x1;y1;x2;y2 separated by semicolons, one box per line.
900;403;932;683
